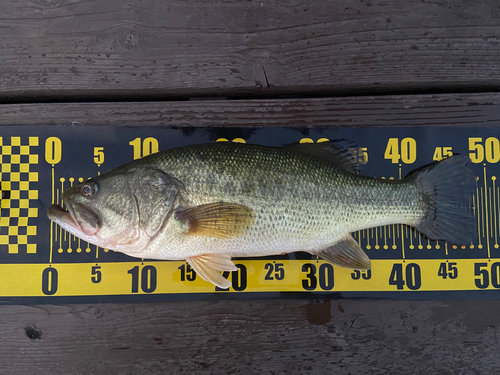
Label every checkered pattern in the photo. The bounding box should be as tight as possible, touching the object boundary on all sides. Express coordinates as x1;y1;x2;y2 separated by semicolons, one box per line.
0;137;38;253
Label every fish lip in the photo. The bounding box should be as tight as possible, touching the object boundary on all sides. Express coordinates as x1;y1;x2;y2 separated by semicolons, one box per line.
46;203;79;231
47;200;100;236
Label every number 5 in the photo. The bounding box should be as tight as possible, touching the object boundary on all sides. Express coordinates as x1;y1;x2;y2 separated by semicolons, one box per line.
94;147;104;166
91;265;102;283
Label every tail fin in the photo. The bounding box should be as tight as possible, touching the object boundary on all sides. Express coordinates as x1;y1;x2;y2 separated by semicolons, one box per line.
410;155;475;245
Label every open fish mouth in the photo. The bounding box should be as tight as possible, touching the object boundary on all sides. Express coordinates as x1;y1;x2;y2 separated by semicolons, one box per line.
47;204;79;229
47;202;101;236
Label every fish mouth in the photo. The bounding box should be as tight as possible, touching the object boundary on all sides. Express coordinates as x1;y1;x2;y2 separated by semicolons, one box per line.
47;204;79;230
47;201;101;237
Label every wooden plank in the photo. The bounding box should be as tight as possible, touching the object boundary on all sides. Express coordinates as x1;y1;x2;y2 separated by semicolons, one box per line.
1;93;500;127
1;0;500;101
2;299;500;374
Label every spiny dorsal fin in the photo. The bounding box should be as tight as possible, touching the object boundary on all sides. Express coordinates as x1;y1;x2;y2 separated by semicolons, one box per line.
186;254;238;289
174;202;254;239
314;235;371;269
285;140;358;174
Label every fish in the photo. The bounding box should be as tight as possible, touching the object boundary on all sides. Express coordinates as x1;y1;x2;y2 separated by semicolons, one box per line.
46;141;475;289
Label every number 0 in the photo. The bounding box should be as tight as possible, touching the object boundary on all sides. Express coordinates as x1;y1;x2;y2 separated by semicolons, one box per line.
45;137;62;165
485;138;500;163
42;267;58;295
400;138;416;164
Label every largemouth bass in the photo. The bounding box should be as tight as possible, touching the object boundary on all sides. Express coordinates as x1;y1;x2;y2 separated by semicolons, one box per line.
47;142;475;288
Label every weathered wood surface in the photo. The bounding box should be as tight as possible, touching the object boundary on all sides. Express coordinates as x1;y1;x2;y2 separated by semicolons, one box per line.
1;92;500;127
2;299;499;374
1;0;500;101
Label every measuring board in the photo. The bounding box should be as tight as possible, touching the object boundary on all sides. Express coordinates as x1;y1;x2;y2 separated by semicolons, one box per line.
0;125;499;303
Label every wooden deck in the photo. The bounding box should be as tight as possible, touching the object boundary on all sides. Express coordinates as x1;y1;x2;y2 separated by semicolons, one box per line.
2;1;500;373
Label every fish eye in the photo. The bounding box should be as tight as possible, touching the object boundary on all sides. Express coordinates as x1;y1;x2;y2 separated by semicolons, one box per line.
81;180;99;197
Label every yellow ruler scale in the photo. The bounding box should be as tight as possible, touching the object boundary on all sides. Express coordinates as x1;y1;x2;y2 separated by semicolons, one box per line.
0;259;499;297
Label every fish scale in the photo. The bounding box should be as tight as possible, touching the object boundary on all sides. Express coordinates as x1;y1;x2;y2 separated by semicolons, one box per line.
135;143;426;257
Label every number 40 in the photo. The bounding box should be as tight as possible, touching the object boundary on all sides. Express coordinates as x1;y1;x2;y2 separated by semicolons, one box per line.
384;138;416;164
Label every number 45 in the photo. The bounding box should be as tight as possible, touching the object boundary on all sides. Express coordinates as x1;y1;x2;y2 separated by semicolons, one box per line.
438;262;458;279
433;147;453;162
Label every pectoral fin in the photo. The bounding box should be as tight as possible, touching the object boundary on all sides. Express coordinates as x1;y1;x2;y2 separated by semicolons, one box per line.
186;254;239;289
314;235;371;269
175;202;254;239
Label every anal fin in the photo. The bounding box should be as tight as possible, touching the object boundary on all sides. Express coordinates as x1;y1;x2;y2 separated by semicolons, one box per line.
313;235;371;270
186;254;238;289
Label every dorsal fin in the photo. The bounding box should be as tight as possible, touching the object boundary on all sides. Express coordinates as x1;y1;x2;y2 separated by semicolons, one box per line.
285;140;358;174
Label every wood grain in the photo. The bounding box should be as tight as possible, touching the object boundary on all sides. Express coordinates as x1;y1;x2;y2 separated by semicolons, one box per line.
2;299;500;374
1;92;500;127
1;0;500;101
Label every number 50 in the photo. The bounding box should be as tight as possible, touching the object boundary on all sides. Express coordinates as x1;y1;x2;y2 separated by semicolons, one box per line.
469;137;500;163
